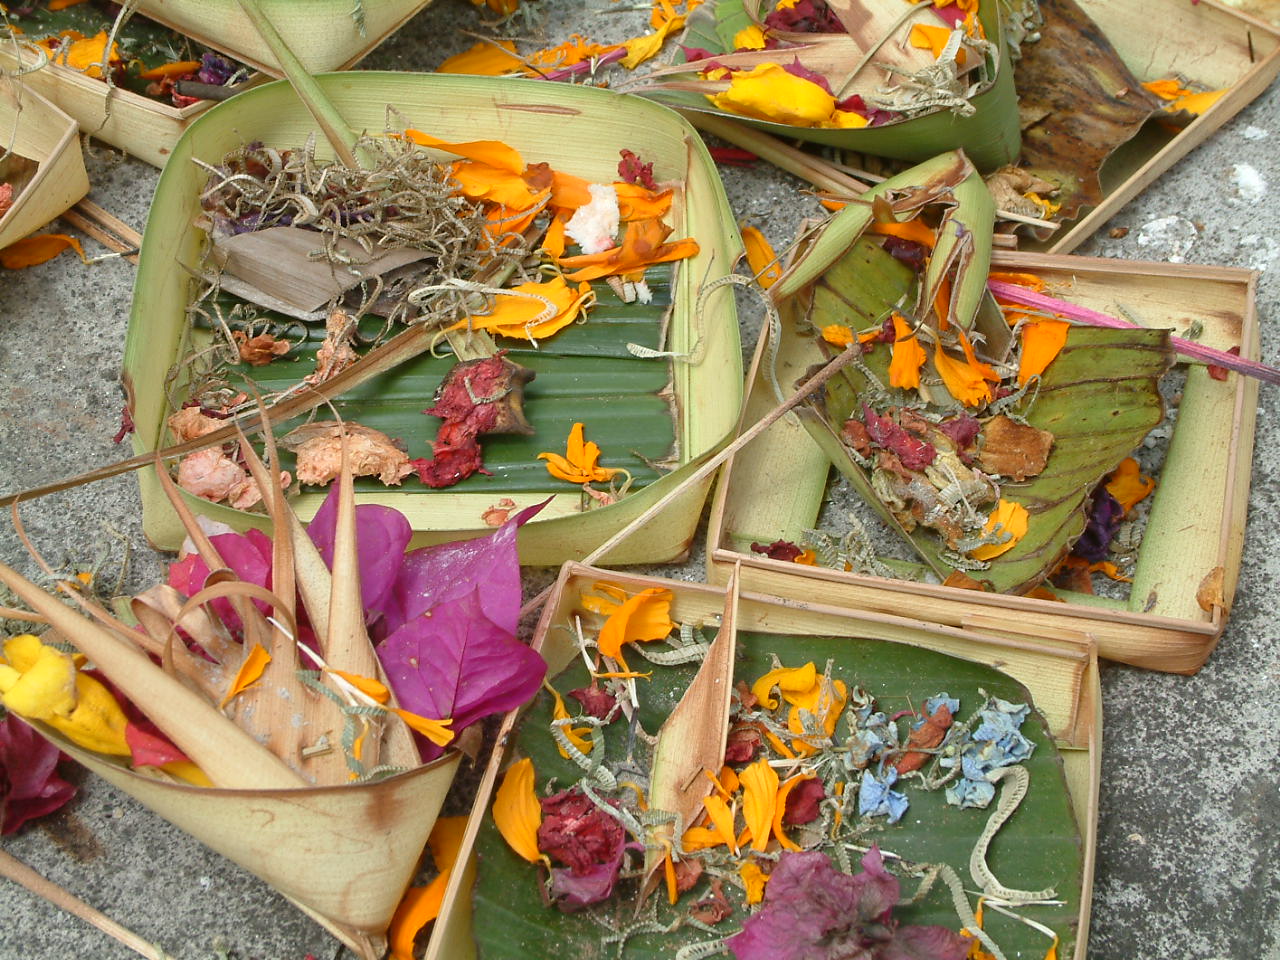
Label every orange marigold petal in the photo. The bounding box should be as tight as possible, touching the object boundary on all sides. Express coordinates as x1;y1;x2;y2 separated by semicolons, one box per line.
493;757;542;862
740;859;769;904
220;643;271;706
437;39;523;76
393;709;455;746
597;587;674;660
1018;319;1070;386
1105;457;1156;514
889;314;927;390
740;223;782;288
772;773;815;851
741;757;779;851
0;233;86;269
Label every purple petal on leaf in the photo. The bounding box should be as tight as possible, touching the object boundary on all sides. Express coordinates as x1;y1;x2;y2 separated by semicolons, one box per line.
307;484;414;626
0;714;76;835
379;591;546;759
856;845;901;922
1073;489;1123;562
377;500;547;640
878;926;974;960
548;861;620;912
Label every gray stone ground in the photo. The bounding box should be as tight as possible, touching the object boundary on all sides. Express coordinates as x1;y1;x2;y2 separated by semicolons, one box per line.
2;1;1279;958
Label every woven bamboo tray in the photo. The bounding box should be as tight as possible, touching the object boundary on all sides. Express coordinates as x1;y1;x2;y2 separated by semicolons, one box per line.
0;44;263;168
1045;0;1280;252
135;0;434;77
123;73;743;566
0;81;88;248
426;563;1101;960
707;252;1259;675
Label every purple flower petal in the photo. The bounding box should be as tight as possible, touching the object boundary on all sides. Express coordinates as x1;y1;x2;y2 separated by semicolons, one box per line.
379;591;546;760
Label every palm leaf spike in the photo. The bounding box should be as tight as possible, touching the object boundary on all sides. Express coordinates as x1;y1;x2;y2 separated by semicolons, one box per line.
641;566;739;889
234;420;355;783
0;558;303;789
324;431;421;771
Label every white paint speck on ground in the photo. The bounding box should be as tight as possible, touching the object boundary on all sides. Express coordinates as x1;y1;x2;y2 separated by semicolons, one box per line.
1239;234;1280;271
1232;163;1268;203
1242;125;1270;140
1136;216;1199;263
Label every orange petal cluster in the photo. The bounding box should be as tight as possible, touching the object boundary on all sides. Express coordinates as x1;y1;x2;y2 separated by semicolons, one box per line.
538;422;620;485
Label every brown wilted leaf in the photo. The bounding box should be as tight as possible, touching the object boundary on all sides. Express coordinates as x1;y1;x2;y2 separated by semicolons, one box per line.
282;421;414;487
892;702;953;774
942;570;986;591
1014;0;1161;223
1196;566;1226;613
233;330;290;366
978;415;1055;481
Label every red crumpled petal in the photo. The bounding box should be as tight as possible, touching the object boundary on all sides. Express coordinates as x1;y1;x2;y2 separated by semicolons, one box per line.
0;714;76;834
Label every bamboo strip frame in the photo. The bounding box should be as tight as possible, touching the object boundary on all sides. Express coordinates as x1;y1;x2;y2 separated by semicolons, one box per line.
705;252;1260;674
427;564;1101;960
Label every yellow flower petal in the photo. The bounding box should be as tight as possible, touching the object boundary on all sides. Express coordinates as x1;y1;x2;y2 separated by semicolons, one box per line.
546;682;593;758
772;773;815;851
710;63;836;127
0;645;77;719
451;277;593;342
733;24;767;50
493;757;542;862
703;793;740;854
969;499;1030;561
620;14;685;69
751;661;817;711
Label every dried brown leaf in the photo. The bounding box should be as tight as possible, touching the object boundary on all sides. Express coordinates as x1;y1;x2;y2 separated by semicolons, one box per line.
977;415;1055;481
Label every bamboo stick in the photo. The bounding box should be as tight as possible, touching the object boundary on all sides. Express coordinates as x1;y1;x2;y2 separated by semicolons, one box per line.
0;850;177;960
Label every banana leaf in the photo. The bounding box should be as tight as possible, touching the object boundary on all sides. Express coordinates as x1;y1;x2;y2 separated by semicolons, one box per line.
638;0;1021;172
211;269;680;494
470;630;1084;959
776;153;1173;593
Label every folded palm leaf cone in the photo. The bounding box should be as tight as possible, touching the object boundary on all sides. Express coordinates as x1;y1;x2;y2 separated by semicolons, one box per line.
0;430;466;960
773;150;1173;595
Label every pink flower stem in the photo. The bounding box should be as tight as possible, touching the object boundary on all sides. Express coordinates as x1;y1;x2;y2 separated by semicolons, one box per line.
987;279;1280;385
542;47;627;82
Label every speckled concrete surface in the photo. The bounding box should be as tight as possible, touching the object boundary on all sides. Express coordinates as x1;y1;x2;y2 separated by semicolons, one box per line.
2;2;1279;958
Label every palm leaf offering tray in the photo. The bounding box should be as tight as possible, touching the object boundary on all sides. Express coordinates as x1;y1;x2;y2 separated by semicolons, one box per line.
123;73;742;565
427;566;1099;960
0;80;88;249
0;1;261;167
708;152;1260;673
635;0;1280;252
134;0;435;77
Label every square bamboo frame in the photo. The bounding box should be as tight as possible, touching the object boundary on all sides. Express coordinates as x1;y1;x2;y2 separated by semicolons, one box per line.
0;44;263;168
0;80;88;247
1046;0;1280;252
426;563;1101;960
706;252;1260;674
123;74;743;566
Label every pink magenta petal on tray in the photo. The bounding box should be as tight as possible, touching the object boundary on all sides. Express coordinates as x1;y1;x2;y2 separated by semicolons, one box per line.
307;485;414;629
167;528;274;631
0;714;76;834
